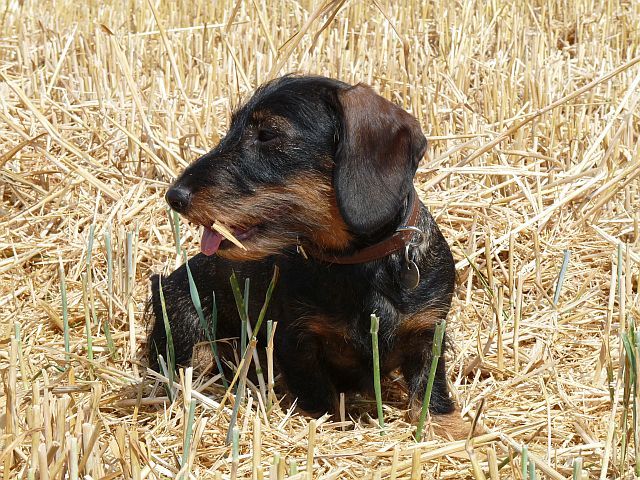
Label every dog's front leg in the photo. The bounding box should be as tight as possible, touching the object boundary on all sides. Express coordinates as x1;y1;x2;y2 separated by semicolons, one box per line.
274;329;338;417
401;334;454;419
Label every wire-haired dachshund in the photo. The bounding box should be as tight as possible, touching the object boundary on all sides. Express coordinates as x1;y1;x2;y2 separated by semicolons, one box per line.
147;75;457;422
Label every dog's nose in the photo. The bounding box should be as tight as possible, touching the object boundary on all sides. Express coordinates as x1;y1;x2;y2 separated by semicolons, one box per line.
165;185;192;213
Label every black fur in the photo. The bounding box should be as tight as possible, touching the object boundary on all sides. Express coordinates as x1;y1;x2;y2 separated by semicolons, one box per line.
148;75;456;417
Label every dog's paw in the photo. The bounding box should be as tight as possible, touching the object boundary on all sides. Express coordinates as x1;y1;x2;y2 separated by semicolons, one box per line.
406;406;472;441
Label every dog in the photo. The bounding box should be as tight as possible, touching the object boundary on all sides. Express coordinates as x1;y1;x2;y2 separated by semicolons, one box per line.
147;75;457;421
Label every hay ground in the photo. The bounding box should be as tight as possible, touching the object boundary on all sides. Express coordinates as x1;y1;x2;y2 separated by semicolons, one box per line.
1;0;640;478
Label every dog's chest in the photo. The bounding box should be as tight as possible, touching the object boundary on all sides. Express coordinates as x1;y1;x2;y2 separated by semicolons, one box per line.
274;259;413;366
303;315;363;368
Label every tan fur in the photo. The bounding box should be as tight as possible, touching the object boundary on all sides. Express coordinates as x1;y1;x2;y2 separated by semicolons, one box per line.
430;410;472;441
305;317;349;339
405;402;471;440
189;172;352;261
398;310;439;336
297;315;361;370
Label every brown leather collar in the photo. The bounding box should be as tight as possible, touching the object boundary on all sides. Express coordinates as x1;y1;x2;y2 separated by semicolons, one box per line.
308;189;423;265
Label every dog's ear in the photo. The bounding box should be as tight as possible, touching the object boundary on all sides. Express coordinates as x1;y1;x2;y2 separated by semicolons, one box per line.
334;84;427;235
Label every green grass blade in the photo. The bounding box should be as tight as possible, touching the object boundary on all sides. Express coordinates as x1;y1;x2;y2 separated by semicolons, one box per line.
81;273;94;363
528;458;536;479
182;251;228;386
254;266;279;336
553;250;570;306
572;457;582;479
85;224;95;322
241;277;250;355
225;339;257;445
370;314;385;433
232;426;240;466
621;331;637;470
415;320;446;442
634;326;640;476
180;399;197;473
126;231;134;296
169;208;181;255
210;290;228;388
617;243;623;300
157;276;176;401
103;228;116;357
59;260;70;363
85;223;95;266
521;445;528;478
183;251;216;351
229;271;250;355
229;271;248;326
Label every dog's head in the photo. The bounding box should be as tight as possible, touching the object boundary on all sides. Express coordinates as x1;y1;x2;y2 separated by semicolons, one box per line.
166;75;427;261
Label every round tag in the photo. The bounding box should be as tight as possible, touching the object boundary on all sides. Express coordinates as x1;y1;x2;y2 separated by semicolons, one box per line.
400;260;420;289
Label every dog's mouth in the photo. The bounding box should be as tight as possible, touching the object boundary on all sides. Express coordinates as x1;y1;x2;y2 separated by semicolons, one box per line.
201;224;259;256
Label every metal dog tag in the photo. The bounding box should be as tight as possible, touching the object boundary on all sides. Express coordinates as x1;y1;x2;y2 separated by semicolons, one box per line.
401;243;420;289
400;260;420;289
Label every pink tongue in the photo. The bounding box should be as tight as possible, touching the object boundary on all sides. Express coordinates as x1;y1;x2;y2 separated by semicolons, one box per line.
201;227;224;256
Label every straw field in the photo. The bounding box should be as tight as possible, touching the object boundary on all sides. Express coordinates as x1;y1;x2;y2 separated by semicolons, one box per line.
1;0;640;478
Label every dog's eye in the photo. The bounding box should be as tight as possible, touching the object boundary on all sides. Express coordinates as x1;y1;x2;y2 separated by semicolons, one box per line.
257;128;278;143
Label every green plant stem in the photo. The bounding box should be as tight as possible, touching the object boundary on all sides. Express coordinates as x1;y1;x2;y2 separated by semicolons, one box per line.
370;314;385;433
415;320;446;442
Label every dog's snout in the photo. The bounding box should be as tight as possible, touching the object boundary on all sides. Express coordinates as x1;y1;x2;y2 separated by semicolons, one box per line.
166;185;192;213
